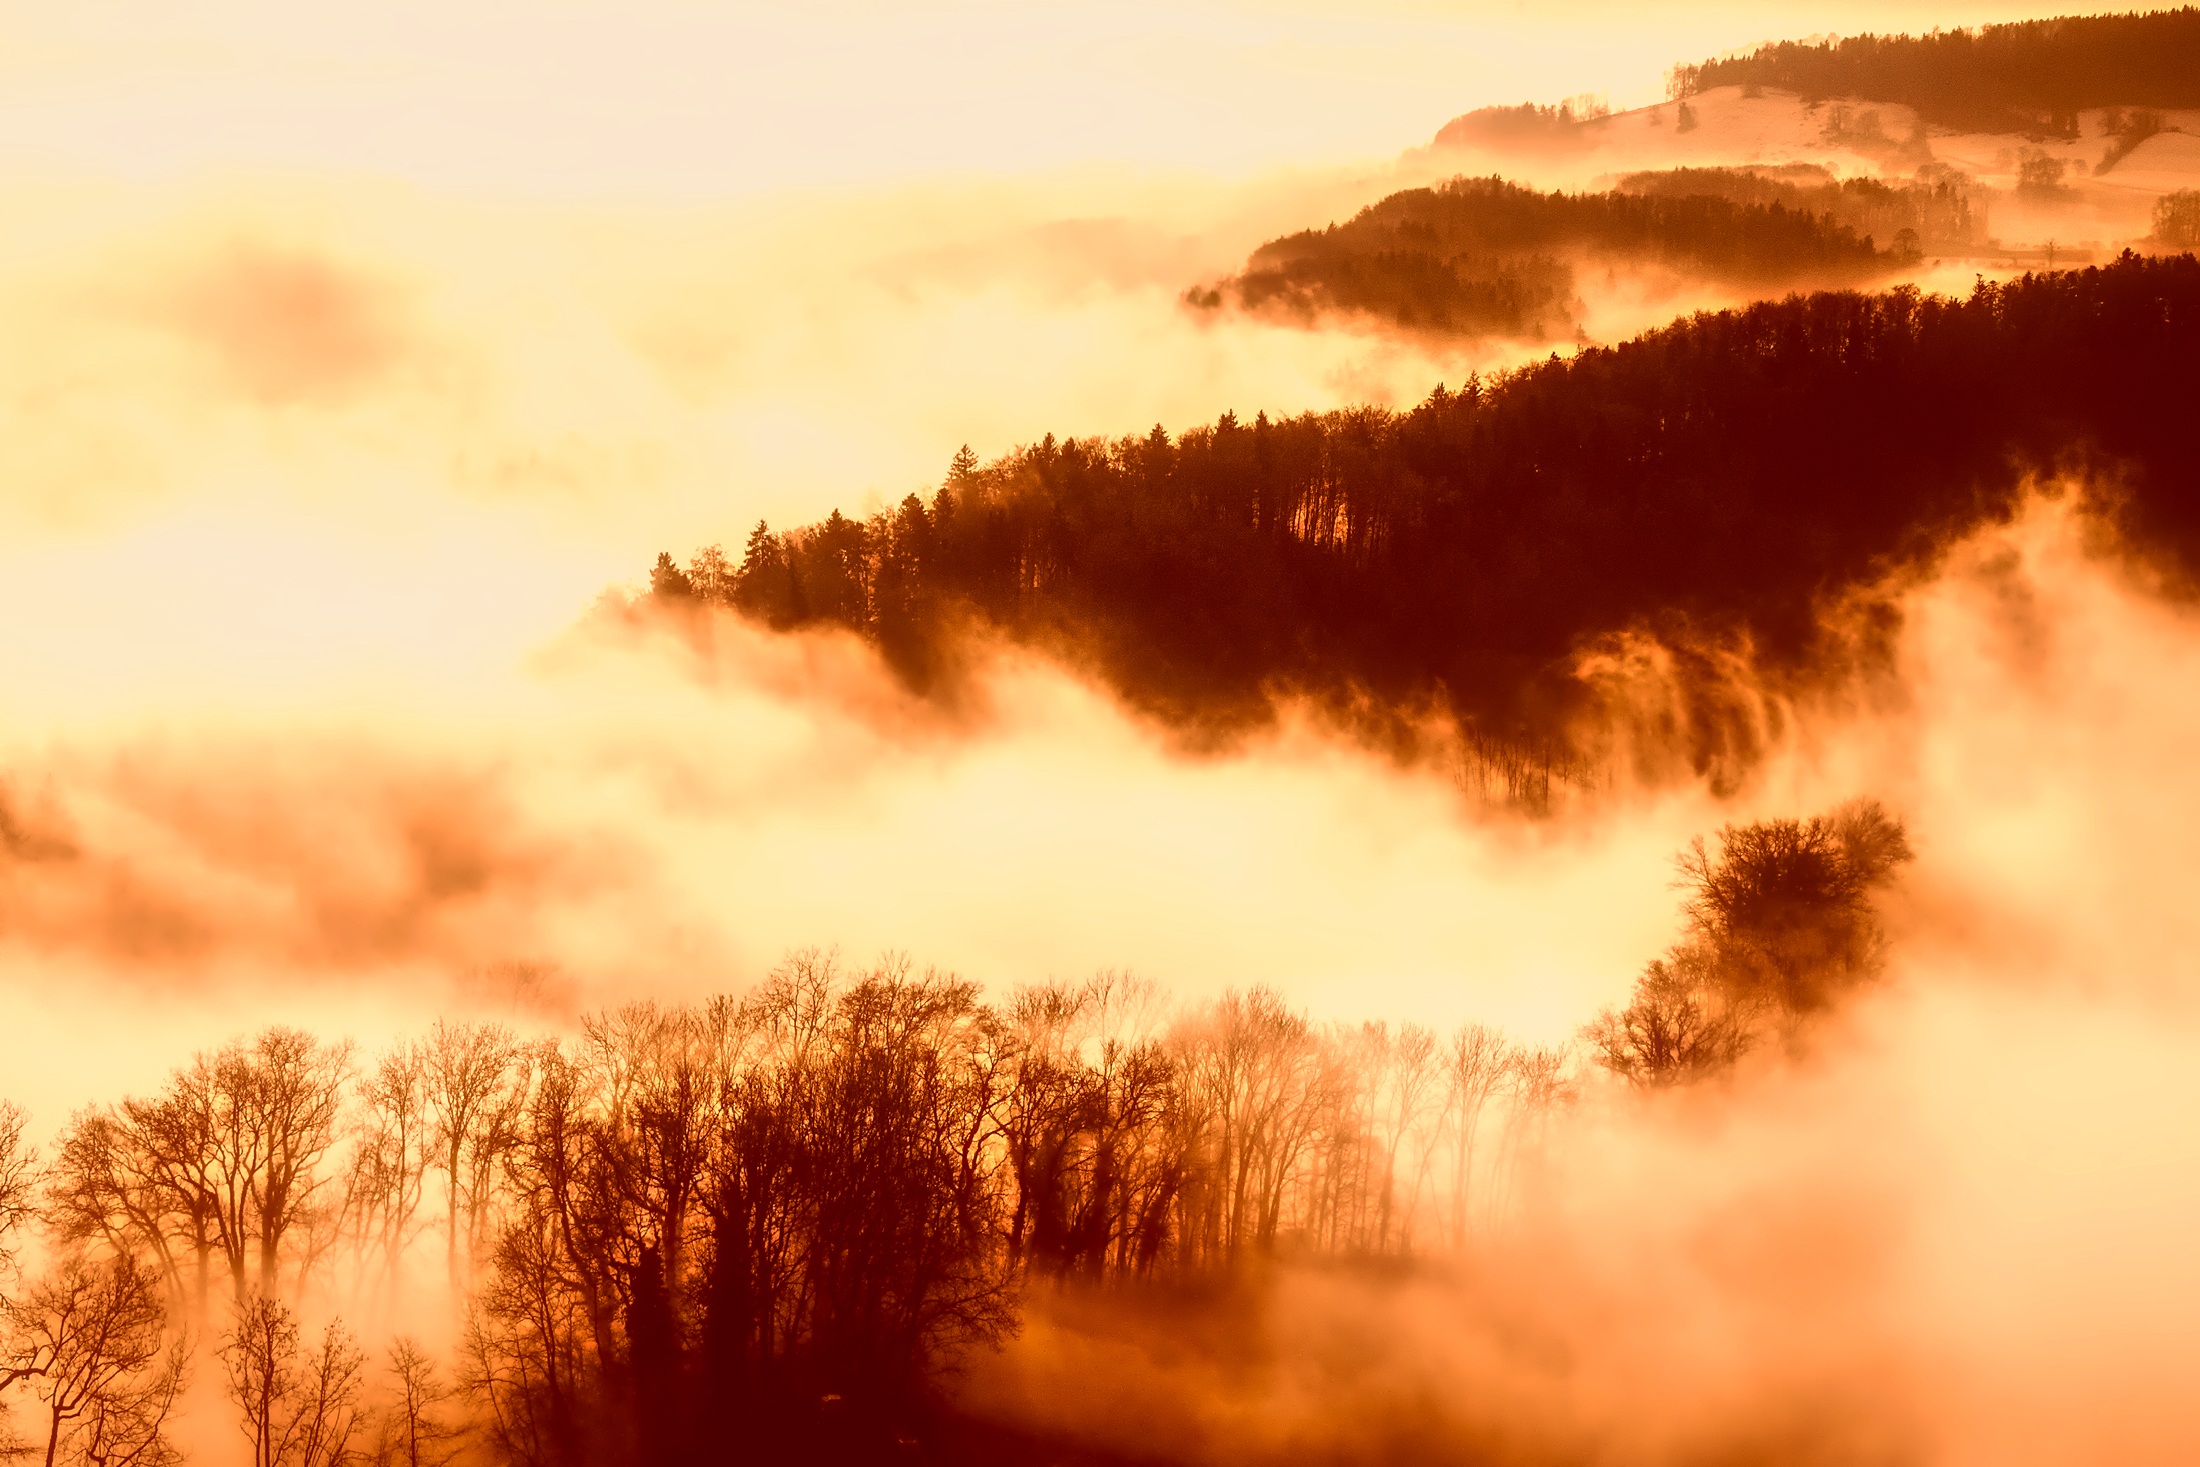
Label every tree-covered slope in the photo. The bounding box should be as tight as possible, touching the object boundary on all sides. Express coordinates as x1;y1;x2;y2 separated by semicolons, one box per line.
1672;8;2200;136
653;253;2200;778
1184;175;1899;341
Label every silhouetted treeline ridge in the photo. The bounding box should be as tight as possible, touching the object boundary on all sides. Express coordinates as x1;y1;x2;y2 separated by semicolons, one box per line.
1617;164;1979;256
1183;174;1895;341
1671;8;2200;136
653;253;2200;784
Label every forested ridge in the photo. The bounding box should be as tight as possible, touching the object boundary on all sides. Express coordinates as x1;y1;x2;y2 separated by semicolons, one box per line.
1615;165;1978;255
0;805;1905;1465
654;252;2200;785
1671;8;2200;135
1183;174;1907;341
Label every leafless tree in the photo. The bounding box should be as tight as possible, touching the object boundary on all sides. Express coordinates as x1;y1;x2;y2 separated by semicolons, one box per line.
220;1295;366;1467
1488;1046;1574;1221
1677;799;1913;1013
1371;1023;1441;1251
243;1031;356;1298
57;1031;351;1310
1591;802;1914;1087
1442;1024;1512;1247
1584;944;1754;1086
369;1338;464;1467
345;1044;436;1308
424;1023;526;1300
50;1101;226;1317
0;1104;37;1275
1;1254;187;1467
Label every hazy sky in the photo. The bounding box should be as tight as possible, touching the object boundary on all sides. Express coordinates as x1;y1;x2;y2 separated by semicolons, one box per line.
9;13;2200;1457
0;0;2183;1099
0;2;2148;191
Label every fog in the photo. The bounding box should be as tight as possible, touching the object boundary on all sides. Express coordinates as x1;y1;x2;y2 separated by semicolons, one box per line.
961;495;2200;1465
0;135;1918;1135
4;4;2199;1464
0;173;1732;1144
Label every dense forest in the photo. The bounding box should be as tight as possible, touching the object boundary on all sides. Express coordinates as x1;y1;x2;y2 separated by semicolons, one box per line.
653;252;2200;790
1182;174;1899;341
0;806;1902;1465
1669;7;2200;135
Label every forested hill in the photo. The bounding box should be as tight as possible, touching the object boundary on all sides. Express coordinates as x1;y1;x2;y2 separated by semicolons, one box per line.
1183;175;1899;342
1672;8;2200;135
651;253;2200;783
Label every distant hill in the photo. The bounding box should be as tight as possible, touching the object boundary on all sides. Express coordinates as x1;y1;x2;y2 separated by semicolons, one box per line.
649;253;2200;787
1183;175;1897;342
1433;100;1609;154
1671;8;2200;137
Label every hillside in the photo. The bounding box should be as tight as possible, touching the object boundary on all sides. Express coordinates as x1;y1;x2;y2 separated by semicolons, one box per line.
1615;165;1978;253
1671;8;2200;137
1184;174;1899;342
651;253;2200;783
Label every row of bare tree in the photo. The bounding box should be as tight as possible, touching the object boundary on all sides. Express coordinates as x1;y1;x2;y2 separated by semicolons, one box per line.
0;802;1911;1463
0;1103;464;1467
0;968;1574;1464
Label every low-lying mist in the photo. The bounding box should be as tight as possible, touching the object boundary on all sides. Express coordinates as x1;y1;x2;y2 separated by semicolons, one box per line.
1;163;1974;1131
953;496;2200;1466
5;127;2200;1467
10;490;2200;1464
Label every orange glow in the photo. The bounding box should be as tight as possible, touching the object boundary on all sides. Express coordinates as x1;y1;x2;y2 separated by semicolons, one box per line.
5;6;2200;1464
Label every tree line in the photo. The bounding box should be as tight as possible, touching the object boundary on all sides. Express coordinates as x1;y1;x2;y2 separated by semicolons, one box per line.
0;982;1579;1464
1181;174;1896;341
2158;189;2200;247
1615;165;1978;257
1430;99;1609;154
650;252;2200;788
1669;7;2200;137
0;804;1902;1464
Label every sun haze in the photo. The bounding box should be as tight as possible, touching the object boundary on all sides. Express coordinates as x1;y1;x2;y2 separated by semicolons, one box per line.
3;4;2200;1466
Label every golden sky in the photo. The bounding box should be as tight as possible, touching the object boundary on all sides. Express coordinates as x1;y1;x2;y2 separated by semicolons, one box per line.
0;0;2186;1106
0;2;2145;191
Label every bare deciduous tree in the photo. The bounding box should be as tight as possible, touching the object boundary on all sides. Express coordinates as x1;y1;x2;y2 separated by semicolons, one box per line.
424;1022;526;1299
1443;1024;1512;1247
57;1032;351;1311
370;1338;463;1467
346;1045;436;1308
1584;944;1753;1086
220;1295;366;1467
1;1254;187;1467
0;1104;37;1274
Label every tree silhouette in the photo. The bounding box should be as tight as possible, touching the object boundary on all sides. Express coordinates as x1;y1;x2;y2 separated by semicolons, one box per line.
0;1105;36;1273
1;1254;187;1467
220;1296;365;1467
344;1043;435;1309
1590;801;1914;1085
369;1338;464;1467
